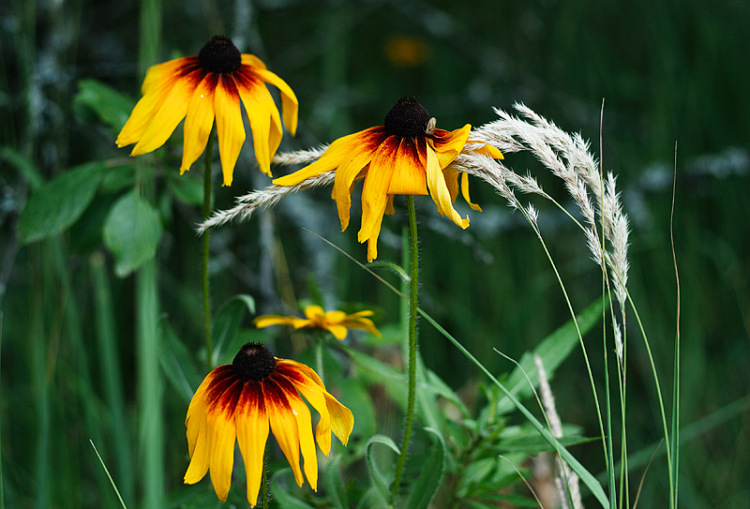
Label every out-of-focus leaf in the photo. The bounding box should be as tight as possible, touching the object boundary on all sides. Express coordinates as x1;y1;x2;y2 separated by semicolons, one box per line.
365;434;399;506
75;79;135;132
212;294;255;365
496;297;605;414
18;162;107;243
322;455;347;509
0;146;43;189
270;469;316;508
405;428;445;509
103;191;162;277
168;174;204;206
159;318;202;401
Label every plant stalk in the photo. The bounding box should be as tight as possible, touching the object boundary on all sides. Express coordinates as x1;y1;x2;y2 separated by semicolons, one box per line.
391;196;419;502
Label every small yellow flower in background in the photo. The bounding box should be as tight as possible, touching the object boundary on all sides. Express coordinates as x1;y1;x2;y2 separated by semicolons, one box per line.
255;305;382;340
272;96;502;261
184;342;353;506
117;35;298;185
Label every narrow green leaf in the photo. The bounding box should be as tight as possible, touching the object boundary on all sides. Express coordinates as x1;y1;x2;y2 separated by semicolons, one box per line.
212;294;255;364
405;428;445;509
90;440;128;509
419;308;609;508
322;455;347;509
159;319;202;400
18;162;107;243
74;78;136;132
496;297;605;414
365;434;400;505
103;191;162;277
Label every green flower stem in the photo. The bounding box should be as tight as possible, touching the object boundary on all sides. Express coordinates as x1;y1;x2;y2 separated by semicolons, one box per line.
202;138;213;370
391;195;419;502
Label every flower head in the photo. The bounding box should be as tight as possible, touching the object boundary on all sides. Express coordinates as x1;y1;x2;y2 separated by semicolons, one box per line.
117;35;298;185
255;305;381;340
184;342;353;506
272;97;502;260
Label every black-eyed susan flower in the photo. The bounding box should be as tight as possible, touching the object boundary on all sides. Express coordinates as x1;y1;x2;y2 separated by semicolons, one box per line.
255;305;382;340
272;97;502;261
117;35;298;186
184;342;353;506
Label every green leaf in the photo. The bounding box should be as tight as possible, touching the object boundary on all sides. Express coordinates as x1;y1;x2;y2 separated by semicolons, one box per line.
355;487;389;509
167;174;204;206
405;428;445;509
75;79;135;132
212;294;255;365
18;162;107;243
322;455;347;509
269;469;316;508
0;146;44;189
103;191;162;277
365;434;399;505
159;318;202;401
496;297;605;414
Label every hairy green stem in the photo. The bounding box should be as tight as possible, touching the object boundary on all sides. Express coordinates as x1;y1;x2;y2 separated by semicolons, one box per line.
391;196;419;502
202;138;213;369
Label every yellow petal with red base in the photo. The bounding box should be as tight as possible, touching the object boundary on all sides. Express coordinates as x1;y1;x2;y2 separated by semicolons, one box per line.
236;382;269;507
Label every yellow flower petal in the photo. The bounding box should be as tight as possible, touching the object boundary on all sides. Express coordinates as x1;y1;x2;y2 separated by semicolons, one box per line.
432;125;471;169
327;324;349;340
304;305;325;320
331;130;384;231
284;386;318;491
461;171;482;211
387;137;428;195
237;76;276;176
241;53;267;70
263;379;304;487
236;382;270;508
181;74;217;174
358;135;398;243
425;140;469;229
252;67;299;135
141;57;191;95
184;376;211;484
129;71;198;156
470;142;504;159
254;315;297;328
207;391;239;502
214;75;246;186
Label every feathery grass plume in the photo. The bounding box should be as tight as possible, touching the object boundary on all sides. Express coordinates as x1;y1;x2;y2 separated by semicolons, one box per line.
454;104;630;362
534;355;583;509
199;104;630;326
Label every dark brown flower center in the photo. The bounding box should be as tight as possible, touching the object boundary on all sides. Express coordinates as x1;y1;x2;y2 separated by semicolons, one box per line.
384;97;432;137
198;35;241;73
232;342;277;381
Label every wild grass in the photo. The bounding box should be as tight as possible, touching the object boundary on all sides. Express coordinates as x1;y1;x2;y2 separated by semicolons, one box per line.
1;0;749;508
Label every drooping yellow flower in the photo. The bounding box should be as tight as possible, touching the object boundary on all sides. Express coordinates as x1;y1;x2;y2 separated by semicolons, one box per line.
255;305;381;340
272;96;502;261
117;35;298;185
184;342;353;506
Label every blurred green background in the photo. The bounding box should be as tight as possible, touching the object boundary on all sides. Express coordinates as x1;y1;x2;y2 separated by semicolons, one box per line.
1;0;749;507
